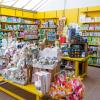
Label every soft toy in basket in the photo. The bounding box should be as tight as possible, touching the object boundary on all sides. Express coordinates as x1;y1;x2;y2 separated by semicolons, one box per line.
49;70;84;100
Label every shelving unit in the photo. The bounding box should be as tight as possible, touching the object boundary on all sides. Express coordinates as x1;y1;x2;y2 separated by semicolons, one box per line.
38;17;58;42
0;16;39;47
80;10;100;67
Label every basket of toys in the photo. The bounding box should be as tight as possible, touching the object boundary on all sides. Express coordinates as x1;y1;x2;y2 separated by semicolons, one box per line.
48;70;84;100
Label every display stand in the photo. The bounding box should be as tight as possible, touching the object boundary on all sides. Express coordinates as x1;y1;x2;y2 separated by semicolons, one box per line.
0;76;42;100
61;55;90;78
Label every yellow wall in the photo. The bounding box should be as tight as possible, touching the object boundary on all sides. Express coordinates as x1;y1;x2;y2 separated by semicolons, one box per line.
23;11;33;19
1;8;16;16
0;6;100;22
34;6;100;25
0;7;34;19
15;10;23;17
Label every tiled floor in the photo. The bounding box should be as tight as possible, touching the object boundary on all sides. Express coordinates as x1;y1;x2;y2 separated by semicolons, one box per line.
0;91;16;100
0;66;100;100
83;66;100;100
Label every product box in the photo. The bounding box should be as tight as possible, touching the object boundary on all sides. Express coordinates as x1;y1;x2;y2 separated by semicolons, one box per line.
79;15;86;23
32;71;51;94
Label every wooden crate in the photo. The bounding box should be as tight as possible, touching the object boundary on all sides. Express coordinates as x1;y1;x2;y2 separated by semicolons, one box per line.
33;64;60;81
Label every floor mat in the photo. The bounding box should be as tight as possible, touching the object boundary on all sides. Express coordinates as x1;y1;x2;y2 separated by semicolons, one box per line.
0;82;36;100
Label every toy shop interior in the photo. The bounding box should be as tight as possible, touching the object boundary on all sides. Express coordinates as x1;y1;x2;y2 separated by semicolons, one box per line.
0;0;100;100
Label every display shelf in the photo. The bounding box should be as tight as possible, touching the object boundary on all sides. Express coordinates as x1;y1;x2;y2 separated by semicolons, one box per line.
91;56;100;58
81;22;100;24
61;55;90;78
35;18;59;20
89;44;100;46
64;68;75;70
81;10;100;67
39;27;57;29
0;30;24;32
82;10;100;13
0;22;37;25
0;77;42;100
81;36;100;37
81;30;100;32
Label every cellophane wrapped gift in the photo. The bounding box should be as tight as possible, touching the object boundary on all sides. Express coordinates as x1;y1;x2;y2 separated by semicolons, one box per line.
32;71;51;94
49;71;84;100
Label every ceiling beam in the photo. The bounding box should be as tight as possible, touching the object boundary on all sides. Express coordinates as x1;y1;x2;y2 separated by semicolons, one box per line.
0;4;37;12
33;0;49;11
21;0;31;9
11;0;19;7
31;0;44;10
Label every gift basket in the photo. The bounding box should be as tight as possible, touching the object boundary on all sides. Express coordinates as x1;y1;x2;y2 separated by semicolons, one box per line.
48;70;84;100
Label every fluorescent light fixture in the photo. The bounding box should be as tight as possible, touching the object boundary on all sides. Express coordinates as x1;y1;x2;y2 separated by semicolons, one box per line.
13;0;31;8
23;0;42;10
1;0;17;6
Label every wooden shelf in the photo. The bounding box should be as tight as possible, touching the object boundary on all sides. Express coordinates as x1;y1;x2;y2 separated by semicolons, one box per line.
17;37;24;39
0;30;24;32
35;18;59;20
17;37;38;40
81;22;100;24
65;68;75;70
89;44;100;46
91;56;100;58
81;36;100;37
82;10;100;13
39;27;57;29
81;30;100;32
0;22;37;25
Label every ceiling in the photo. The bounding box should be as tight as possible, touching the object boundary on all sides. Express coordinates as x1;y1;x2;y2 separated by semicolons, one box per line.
0;0;50;11
0;0;100;12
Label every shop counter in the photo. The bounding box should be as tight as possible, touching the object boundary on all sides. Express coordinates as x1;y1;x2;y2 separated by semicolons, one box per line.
61;55;90;78
0;76;42;100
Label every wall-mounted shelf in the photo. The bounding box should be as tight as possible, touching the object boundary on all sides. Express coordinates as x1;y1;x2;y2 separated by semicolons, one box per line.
0;22;38;25
82;10;100;13
81;36;100;37
81;22;100;24
39;27;57;29
81;30;100;32
0;30;24;32
35;18;59;20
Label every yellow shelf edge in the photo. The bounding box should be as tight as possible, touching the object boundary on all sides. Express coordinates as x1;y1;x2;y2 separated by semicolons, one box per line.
80;73;87;78
81;22;100;24
4;80;42;97
0;87;25;100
